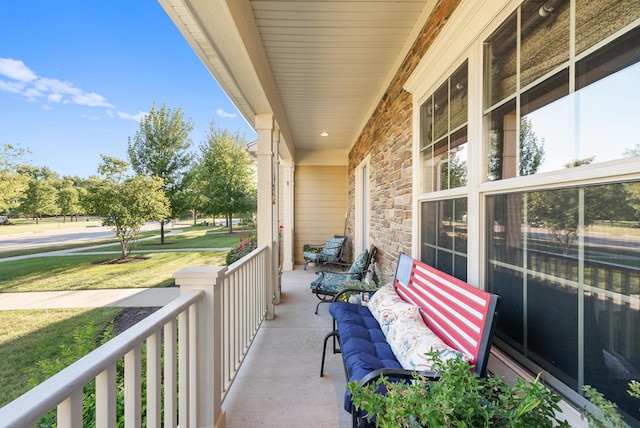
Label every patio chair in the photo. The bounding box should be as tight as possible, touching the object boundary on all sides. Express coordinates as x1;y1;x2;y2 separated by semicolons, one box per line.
302;235;347;270
310;245;377;314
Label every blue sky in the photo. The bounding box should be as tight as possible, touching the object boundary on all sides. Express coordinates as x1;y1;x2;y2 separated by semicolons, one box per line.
0;1;256;178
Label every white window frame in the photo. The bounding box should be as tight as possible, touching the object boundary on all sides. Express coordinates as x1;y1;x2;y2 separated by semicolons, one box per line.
354;155;371;256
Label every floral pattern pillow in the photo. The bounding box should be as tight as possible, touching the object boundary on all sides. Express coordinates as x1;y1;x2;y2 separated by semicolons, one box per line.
385;309;471;371
367;285;419;335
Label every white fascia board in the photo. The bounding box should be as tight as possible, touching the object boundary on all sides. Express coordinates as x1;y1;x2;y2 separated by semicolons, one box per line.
158;0;262;126
159;0;296;160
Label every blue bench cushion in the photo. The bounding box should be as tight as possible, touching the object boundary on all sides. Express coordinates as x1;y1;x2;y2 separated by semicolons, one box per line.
329;302;402;412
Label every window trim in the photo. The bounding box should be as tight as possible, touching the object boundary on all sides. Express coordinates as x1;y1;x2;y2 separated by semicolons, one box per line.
354;155;371;256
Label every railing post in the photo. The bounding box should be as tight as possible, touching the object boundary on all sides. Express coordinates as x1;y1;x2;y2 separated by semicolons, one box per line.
174;266;227;428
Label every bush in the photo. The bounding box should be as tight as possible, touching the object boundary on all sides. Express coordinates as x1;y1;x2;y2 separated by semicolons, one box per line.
226;232;257;265
349;351;571;428
30;321;155;428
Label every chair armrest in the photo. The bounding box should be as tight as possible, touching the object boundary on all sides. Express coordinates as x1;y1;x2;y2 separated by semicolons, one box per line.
304;244;325;252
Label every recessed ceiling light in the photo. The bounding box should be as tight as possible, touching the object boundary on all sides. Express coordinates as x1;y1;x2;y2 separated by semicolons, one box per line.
320;132;329;137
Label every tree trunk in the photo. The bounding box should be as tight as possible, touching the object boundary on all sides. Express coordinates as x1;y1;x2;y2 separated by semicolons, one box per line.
193;210;197;226
160;221;165;244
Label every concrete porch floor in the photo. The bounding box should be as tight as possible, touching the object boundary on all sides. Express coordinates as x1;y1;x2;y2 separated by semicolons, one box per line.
222;266;352;427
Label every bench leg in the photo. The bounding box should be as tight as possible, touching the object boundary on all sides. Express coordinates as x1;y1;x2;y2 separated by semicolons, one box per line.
321;331;338;377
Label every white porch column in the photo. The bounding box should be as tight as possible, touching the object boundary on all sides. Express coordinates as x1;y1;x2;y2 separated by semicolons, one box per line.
173;266;227;428
281;160;295;271
255;114;276;319
272;128;282;304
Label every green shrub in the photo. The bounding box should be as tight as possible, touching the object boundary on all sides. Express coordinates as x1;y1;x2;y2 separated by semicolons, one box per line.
225;232;257;265
30;322;150;428
349;351;571;428
581;381;640;428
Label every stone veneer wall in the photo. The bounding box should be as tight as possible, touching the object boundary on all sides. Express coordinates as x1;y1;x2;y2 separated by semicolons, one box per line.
347;0;462;280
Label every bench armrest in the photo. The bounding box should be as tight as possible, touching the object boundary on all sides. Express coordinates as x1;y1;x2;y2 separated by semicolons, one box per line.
358;368;441;387
333;287;378;302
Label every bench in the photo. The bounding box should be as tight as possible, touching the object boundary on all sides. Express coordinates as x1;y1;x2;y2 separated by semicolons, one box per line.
322;253;499;426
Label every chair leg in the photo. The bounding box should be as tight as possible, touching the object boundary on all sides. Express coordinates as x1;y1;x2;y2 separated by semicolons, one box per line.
321;331;338;377
315;299;330;314
313;290;334;314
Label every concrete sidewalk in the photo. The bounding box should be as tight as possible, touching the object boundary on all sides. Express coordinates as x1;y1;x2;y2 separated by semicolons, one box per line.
0;288;179;310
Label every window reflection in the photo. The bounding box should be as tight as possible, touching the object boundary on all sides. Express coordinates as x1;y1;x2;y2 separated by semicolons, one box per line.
484;0;640;180
420;61;468;192
421;198;467;281
520;0;569;88
487;180;640;421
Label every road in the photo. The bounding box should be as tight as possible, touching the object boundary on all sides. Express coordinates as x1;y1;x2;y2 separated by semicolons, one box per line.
0;223;162;253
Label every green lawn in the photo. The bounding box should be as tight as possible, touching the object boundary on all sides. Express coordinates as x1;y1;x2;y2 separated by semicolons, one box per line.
0;226;237;406
79;227;249;252
0;308;120;406
0;251;227;293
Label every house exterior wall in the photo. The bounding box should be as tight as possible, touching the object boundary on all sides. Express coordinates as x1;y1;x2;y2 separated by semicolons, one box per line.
294;165;348;264
349;0;640;423
347;0;462;280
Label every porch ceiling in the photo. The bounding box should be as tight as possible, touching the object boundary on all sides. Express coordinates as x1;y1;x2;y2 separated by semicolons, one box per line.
160;0;435;160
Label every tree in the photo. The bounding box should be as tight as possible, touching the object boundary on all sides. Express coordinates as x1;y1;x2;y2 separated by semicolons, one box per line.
90;156;170;259
57;179;81;223
19;167;59;224
525;158;634;255
488;117;545;180
0;143;30;214
519;117;545;176
528;187;581;255
128;102;194;244
197;122;256;233
173;166;207;226
623;144;640;157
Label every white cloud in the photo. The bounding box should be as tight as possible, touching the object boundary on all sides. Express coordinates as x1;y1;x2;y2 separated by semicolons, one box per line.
216;108;238;119
72;91;114;108
0;58;37;82
0;57;115;109
117;111;147;121
48;93;63;103
0;79;25;93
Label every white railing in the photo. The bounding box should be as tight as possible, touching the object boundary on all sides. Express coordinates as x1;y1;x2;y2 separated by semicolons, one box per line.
219;245;268;398
0;245;269;428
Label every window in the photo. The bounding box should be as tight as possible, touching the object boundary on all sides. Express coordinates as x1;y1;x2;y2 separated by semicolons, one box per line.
487;182;640;421
484;0;640;181
483;1;640;422
421;198;467;281
420;61;468;193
